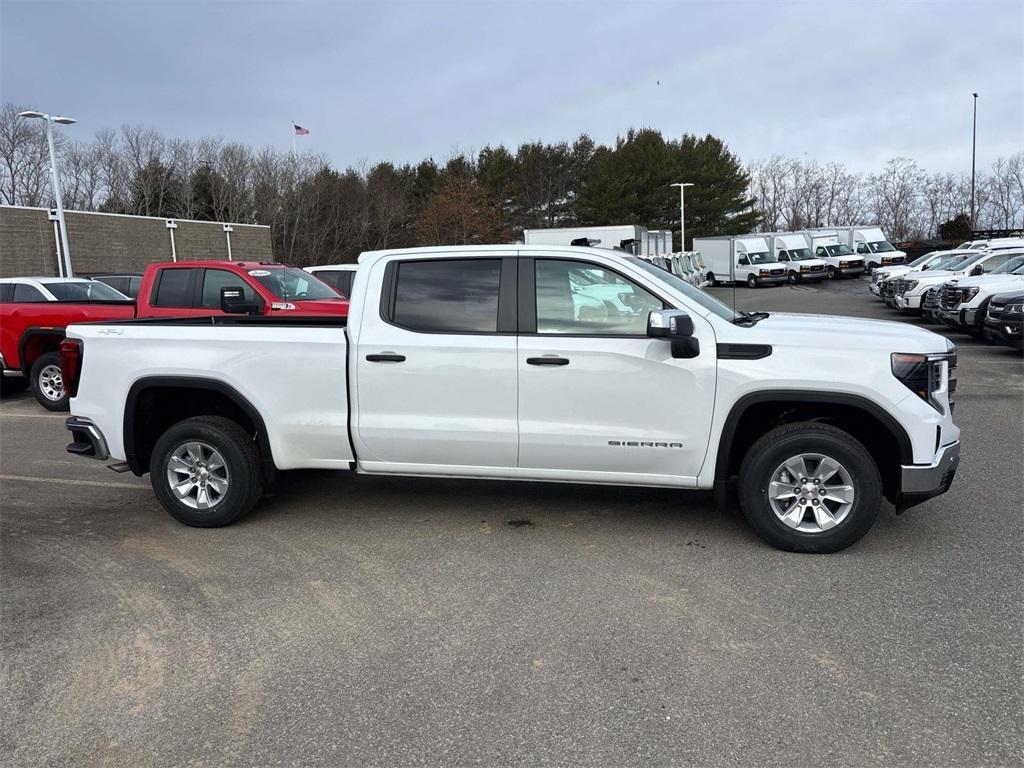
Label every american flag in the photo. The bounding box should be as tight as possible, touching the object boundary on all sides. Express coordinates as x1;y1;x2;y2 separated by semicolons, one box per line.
293;124;310;136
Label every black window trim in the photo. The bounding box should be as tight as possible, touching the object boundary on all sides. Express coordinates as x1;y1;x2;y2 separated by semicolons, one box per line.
518;256;672;339
379;256;518;336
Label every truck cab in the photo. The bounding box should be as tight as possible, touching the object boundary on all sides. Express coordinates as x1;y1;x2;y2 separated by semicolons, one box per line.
763;233;828;283
832;227;906;273
801;231;866;278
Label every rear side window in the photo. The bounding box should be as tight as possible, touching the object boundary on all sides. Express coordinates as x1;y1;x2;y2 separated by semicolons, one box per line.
13;284;47;303
153;268;197;307
391;259;501;333
201;269;255;308
0;284;14;303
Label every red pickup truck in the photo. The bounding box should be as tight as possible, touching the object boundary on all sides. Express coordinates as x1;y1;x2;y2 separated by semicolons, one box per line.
1;262;347;410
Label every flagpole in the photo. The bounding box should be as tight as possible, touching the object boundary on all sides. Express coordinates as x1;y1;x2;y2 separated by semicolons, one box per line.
291;123;296;155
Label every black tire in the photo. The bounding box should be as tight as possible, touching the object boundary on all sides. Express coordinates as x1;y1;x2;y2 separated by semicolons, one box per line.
707;272;717;287
747;274;759;289
150;415;263;527
29;352;69;411
866;263;877;275
737;422;882;553
787;271;800;284
826;266;837;279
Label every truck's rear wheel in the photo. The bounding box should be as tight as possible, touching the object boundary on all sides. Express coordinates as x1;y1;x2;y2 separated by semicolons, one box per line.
150;415;263;527
30;352;69;411
737;422;881;553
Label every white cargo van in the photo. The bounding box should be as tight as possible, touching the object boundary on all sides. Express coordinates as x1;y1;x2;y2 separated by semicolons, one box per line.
800;231;866;278
831;226;907;273
692;235;787;288
523;225;650;256
762;233;829;283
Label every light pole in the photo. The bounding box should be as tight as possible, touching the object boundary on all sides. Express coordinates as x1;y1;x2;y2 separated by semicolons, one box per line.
970;92;978;234
18;110;76;277
670;182;694;251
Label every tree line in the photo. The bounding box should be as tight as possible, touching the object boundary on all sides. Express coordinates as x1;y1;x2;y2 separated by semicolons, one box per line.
2;102;1021;265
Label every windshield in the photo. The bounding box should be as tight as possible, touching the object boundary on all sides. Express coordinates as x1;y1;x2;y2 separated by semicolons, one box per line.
991;255;1024;274
923;254;963;270
787;248;814;261
825;244;855;257
626;257;737;321
943;255;982;272
252;268;341;301
41;280;129;301
746;251;774;264
909;251;941;267
868;241;896;253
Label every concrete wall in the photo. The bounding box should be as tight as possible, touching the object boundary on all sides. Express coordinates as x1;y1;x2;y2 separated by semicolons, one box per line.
0;206;273;278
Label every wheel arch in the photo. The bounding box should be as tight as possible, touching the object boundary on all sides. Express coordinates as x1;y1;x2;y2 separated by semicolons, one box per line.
18;327;66;373
124;376;276;481
714;390;913;504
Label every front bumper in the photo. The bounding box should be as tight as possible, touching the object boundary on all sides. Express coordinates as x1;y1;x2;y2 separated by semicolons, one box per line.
984;318;1024;348
755;274;788;285
897;440;961;512
66;416;110;461
894;294;922;311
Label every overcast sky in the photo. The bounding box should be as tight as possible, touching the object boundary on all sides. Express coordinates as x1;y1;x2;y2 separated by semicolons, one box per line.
3;0;1021;174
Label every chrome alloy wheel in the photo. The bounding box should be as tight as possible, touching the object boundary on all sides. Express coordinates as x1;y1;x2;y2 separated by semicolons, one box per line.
166;441;230;510
38;364;64;401
767;453;855;533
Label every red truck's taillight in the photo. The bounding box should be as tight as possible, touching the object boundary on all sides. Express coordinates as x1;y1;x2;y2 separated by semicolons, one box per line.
59;339;83;398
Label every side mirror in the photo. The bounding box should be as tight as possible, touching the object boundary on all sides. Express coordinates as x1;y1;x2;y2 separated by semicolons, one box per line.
738;256;750;266
220;286;261;315
971;266;984;276
647;310;699;359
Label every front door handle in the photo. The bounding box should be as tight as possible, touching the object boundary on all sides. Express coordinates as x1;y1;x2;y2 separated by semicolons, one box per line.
366;353;406;363
526;356;570;366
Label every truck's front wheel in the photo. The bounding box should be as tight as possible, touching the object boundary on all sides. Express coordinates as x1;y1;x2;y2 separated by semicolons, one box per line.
150;416;263;527
737;423;881;553
747;274;759;289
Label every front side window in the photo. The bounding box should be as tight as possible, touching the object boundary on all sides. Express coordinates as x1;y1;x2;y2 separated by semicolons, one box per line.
251;268;339;301
392;259;501;333
857;242;870;253
201;269;257;308
13;283;47;303
977;253;1013;274
535;259;662;335
153;268;197;307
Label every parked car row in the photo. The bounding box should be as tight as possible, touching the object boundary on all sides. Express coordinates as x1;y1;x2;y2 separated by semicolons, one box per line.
0;261;348;409
868;238;1024;352
693;226;906;288
640;251;709;288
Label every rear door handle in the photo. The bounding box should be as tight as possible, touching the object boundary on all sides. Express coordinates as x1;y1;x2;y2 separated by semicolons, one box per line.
526;356;570;366
366;353;406;363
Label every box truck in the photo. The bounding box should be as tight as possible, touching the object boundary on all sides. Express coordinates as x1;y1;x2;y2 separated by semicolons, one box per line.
800;230;866;278
830;226;907;273
691;235;787;288
762;233;829;283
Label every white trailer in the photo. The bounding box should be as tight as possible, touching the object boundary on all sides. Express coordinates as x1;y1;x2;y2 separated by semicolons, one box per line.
799;230;866;278
523;225;650;256
691;235;787;288
762;232;829;283
830;226;907;272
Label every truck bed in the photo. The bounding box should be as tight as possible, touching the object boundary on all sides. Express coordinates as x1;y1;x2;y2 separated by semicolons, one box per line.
68;319;353;470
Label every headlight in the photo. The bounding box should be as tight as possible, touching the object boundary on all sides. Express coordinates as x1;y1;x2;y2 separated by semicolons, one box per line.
759;269;770;276
891;343;956;413
1005;303;1023;314
962;287;980;301
905;280;919;291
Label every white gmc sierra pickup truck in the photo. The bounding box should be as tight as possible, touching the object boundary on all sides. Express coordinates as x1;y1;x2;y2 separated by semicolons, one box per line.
62;245;961;553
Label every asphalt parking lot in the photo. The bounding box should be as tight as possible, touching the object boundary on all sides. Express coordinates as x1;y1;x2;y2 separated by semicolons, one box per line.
2;277;1022;767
